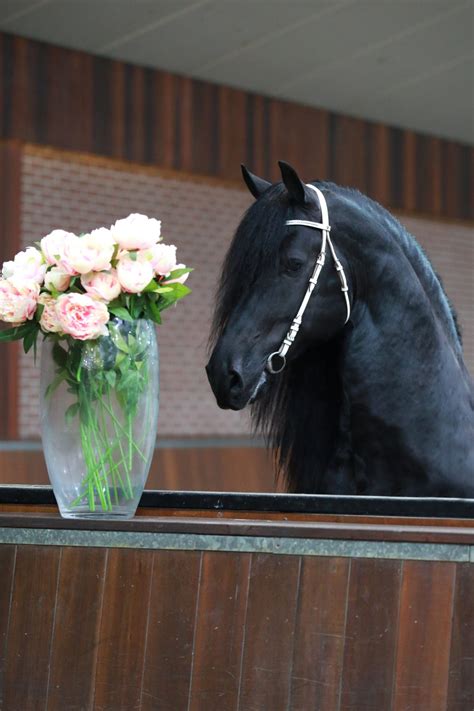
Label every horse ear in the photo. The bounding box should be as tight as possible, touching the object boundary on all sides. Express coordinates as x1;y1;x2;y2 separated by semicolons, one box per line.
278;160;309;205
241;165;271;199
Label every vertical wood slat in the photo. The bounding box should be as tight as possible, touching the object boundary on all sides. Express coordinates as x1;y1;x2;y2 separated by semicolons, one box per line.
1;30;473;219
238;553;301;711
0;139;22;439
340;558;402;711
141;550;202;711
3;545;61;710
0;545;16;710
93;548;154;711
188;551;251;710
289;557;350;711
46;547;108;711
393;560;456;711
447;563;474;711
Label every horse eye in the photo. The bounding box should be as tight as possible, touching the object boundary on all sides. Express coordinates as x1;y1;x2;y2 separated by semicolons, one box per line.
285;257;304;273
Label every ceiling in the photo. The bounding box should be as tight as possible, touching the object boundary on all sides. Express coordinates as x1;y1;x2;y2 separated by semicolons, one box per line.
1;0;473;144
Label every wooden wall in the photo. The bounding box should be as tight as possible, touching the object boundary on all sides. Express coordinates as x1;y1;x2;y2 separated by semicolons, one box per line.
0;31;472;220
0;447;276;492
0;543;472;710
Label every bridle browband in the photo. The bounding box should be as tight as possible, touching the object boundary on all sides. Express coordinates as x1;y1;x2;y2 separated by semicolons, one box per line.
267;184;351;375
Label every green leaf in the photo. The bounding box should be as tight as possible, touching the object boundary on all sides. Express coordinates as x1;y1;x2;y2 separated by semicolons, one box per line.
45;371;66;398
142;279;160;293
109;306;134;322
35;304;45;321
52;342;68;368
105;370;117;388
145;299;162;324
65;402;80;425
165;267;193;281
0;323;34;342
109;324;129;353
168;283;192;300
23;326;39;355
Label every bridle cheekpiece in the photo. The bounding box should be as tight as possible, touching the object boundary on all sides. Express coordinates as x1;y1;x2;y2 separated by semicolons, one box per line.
266;184;351;374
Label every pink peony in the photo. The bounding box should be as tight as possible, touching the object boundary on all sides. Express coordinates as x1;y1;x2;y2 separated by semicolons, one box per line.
148;243;177;277
0;277;40;324
111;213;161;251
44;267;71;293
2;247;47;284
81;270;122;302
55;293;109;340
163;263;190;285
41;229;76;266
38;293;62;333
59;228;115;275
116;254;154;293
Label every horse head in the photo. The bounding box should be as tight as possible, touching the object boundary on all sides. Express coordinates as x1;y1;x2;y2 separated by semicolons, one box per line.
206;161;354;411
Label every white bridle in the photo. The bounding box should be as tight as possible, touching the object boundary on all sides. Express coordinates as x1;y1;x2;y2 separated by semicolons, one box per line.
267;184;351;375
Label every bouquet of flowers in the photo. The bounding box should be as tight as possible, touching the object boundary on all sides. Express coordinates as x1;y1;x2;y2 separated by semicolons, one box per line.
0;214;191;515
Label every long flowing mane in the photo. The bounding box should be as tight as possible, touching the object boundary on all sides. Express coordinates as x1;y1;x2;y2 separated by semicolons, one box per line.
211;181;464;491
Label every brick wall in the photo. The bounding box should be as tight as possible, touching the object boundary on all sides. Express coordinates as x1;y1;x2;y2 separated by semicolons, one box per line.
17;147;473;439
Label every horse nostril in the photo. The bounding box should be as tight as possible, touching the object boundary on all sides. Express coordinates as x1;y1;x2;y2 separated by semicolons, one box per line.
228;368;243;394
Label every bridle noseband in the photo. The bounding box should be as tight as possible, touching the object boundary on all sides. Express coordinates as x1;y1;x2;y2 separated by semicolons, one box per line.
267;184;351;375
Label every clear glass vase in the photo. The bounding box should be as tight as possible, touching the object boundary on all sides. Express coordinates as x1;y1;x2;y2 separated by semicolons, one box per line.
40;318;159;519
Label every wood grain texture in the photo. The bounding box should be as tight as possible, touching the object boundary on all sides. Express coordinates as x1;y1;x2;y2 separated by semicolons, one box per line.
289;556;350;711
0;545;16;710
0;140;21;439
340;558;401;711
0;31;472;219
188;551;251;710
0;447;275;491
46;547;107;711
93;548;154;711
3;545;61;710
238;553;301;711
141;550;202;711
447;563;474;711
393;560;456;711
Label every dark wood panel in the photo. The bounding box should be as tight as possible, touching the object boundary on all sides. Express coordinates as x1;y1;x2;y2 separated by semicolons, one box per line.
239;553;301;710
393;560;456;711
289;556;350;711
3;545;61;710
94;548;154;710
447;564;474;711
141;550;201;711
0;140;21;439
340;558;401;711
189;551;250;710
47;547;107;711
0;545;16;710
0;31;472;219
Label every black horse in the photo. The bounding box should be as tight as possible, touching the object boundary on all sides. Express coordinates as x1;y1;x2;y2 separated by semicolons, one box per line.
206;161;474;496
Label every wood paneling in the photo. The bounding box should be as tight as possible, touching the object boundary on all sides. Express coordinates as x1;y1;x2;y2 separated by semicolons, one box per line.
94;549;154;710
189;552;250;710
447;564;474;711
238;554;301;710
340;559;401;711
3;545;61;710
0;141;21;440
141;550;201;710
0;539;471;710
0;545;15;710
47;547;107;711
0;446;275;491
290;556;350;711
393;560;456;711
0;31;472;219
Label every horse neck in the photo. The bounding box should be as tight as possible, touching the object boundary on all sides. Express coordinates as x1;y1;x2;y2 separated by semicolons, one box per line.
338;217;474;491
